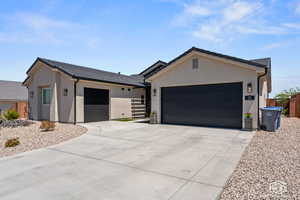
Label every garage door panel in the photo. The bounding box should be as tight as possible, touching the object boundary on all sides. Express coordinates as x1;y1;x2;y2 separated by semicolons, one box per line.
84;88;109;123
161;83;242;129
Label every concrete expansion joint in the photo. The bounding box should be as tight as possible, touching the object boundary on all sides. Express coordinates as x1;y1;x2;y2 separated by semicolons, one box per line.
46;147;219;186
88;133;146;143
166;150;221;200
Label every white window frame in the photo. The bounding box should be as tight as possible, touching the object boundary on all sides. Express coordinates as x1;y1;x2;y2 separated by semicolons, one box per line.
42;88;52;105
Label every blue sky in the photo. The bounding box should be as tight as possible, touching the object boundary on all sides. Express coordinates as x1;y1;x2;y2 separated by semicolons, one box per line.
0;0;300;96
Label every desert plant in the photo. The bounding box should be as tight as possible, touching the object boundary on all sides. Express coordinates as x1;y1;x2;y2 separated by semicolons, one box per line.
40;120;55;131
3;110;20;120
150;112;156;117
150;112;157;124
5;137;20;148
244;113;252;119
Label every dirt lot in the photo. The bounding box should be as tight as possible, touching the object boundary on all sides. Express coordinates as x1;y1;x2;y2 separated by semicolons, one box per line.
0;121;87;157
220;117;300;200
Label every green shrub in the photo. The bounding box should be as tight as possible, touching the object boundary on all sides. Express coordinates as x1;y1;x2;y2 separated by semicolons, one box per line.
5;137;20;148
244;113;252;119
282;108;289;116
117;118;133;122
3;110;20;120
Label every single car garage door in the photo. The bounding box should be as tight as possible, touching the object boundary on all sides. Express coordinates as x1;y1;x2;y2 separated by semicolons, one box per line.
84;88;109;122
161;82;243;129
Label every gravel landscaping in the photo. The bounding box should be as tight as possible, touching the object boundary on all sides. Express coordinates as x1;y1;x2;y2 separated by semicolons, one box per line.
0;121;87;157
220;117;300;200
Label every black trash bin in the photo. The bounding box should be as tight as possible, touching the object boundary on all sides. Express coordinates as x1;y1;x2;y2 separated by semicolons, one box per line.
260;107;282;132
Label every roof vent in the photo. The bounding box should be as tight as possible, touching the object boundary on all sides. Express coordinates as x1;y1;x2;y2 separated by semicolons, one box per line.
192;58;199;69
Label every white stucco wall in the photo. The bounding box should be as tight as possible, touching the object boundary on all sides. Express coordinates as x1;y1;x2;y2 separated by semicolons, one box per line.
58;73;75;123
27;62;146;123
259;77;268;109
27;62;56;121
76;81;145;122
149;54;262;129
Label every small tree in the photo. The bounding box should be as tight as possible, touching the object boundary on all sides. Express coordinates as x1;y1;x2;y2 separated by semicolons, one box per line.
3;110;20;120
275;87;300;105
274;87;300;116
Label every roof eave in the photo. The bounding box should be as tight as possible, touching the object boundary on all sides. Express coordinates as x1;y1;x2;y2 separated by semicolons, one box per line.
75;76;145;88
146;48;267;81
139;60;167;75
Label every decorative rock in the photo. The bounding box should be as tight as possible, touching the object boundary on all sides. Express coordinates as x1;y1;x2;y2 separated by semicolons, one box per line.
220;117;300;200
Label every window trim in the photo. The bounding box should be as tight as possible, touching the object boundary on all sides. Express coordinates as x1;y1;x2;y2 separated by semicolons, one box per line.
42;88;52;105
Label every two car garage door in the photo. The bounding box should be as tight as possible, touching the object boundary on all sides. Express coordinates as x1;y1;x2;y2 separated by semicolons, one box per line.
161;82;243;129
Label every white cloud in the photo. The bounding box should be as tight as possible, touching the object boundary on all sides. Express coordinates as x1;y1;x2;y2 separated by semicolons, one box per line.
237;26;286;35
190;1;264;42
168;0;300;43
0;12;100;47
296;1;300;14
14;13;78;31
260;37;300;51
260;41;287;50
283;23;300;29
184;4;211;16
223;1;259;22
172;1;213;26
193;22;223;42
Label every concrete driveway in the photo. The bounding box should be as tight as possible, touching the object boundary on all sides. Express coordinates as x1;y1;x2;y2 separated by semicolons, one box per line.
0;121;254;200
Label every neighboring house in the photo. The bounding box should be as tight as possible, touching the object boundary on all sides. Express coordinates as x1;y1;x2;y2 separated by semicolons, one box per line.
0;80;28;118
23;47;271;129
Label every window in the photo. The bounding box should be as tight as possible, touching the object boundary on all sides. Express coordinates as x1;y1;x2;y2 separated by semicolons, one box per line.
192;58;199;69
42;88;52;105
63;88;68;96
128;88;131;91
141;95;145;105
121;88;125;91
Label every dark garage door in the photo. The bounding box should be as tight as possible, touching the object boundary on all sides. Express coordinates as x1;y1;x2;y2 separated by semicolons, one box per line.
84;88;109;122
161;82;243;129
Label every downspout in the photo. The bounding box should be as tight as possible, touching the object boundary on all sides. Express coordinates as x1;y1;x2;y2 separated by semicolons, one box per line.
257;68;268;129
73;78;79;124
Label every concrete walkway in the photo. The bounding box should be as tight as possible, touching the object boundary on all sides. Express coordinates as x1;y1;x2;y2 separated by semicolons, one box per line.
0;121;254;200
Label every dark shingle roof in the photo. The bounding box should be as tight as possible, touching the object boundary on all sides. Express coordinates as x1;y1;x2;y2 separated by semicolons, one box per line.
0;80;28;101
171;47;267;68
139;60;167;76
250;58;271;67
32;58;145;87
251;57;272;92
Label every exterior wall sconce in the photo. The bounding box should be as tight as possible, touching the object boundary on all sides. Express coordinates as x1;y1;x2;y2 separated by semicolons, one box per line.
64;88;68;96
153;88;157;96
247;82;253;93
30;91;34;98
